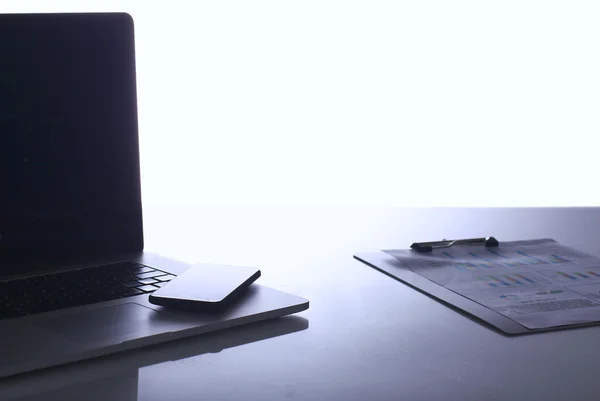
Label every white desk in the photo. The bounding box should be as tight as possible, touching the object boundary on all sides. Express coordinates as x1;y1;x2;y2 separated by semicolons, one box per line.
2;208;600;401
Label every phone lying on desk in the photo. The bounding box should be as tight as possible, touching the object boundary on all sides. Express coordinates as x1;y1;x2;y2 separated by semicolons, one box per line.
149;264;261;311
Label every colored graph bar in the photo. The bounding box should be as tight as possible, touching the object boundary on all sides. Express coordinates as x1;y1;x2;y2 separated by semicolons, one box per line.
469;252;492;262
487;249;507;259
515;274;535;284
504;275;523;285
443;252;456;259
489;276;511;286
550;254;570;263
516;250;545;264
457;263;477;272
557;271;576;280
588;271;600;278
488;283;498;288
576;272;589;279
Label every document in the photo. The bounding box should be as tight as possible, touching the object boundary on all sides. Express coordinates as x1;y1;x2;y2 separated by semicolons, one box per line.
384;239;600;329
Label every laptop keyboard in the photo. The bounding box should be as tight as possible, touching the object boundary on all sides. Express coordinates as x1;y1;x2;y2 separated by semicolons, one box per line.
0;262;176;320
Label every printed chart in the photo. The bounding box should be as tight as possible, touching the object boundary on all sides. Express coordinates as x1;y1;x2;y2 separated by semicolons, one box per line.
539;269;600;283
384;238;600;331
446;248;574;272
467;272;550;290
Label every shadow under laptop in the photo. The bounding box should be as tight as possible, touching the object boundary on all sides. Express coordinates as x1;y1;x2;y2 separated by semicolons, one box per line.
0;315;309;401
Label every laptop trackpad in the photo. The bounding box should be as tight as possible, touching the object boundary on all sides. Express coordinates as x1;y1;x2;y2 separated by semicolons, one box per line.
36;303;160;345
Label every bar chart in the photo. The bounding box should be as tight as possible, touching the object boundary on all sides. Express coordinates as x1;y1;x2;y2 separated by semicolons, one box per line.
539;269;600;283
470;273;549;290
448;248;576;272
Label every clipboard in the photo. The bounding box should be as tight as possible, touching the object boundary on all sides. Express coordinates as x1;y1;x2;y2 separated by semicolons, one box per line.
354;237;600;336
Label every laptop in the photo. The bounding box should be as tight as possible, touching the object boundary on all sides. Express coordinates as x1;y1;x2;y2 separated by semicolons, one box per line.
0;12;308;379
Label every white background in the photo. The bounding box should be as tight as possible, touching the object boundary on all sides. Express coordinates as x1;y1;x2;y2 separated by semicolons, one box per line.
2;1;599;209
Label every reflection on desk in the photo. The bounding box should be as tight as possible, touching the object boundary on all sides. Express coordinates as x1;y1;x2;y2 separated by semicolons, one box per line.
0;316;308;401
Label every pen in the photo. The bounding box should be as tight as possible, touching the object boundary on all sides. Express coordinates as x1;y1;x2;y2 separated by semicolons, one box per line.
411;237;499;253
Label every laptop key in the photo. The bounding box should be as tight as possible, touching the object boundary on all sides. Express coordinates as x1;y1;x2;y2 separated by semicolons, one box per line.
136;285;159;293
135;271;163;280
155;274;176;282
138;278;157;285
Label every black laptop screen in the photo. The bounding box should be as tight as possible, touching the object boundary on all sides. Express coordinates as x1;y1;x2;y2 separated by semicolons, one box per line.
0;13;144;266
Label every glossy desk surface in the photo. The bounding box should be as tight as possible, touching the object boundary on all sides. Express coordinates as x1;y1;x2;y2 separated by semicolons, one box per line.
2;208;600;401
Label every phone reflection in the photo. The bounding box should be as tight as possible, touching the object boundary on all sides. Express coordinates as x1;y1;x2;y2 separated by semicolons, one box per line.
0;316;309;401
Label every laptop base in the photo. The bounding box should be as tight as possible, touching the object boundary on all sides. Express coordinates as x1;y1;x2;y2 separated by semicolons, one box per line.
0;253;309;378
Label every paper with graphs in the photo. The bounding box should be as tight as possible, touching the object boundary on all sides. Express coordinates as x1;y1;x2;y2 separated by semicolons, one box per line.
385;239;600;329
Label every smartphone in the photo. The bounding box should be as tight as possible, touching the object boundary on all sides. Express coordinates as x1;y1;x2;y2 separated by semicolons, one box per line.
149;264;261;311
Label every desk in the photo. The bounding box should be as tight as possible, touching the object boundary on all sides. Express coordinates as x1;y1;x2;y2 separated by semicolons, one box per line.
2;208;600;401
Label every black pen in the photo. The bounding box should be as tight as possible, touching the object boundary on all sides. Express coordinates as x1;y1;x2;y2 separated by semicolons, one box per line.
410;237;499;253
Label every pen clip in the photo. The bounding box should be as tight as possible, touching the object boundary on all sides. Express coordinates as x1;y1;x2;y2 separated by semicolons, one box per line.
410;237;499;253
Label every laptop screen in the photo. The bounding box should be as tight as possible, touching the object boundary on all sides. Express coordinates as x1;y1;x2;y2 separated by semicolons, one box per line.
0;13;144;268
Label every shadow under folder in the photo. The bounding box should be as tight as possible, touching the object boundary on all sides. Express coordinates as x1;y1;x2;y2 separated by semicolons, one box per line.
0;315;309;401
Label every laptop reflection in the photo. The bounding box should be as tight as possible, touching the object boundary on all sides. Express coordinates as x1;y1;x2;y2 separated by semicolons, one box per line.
0;316;308;401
